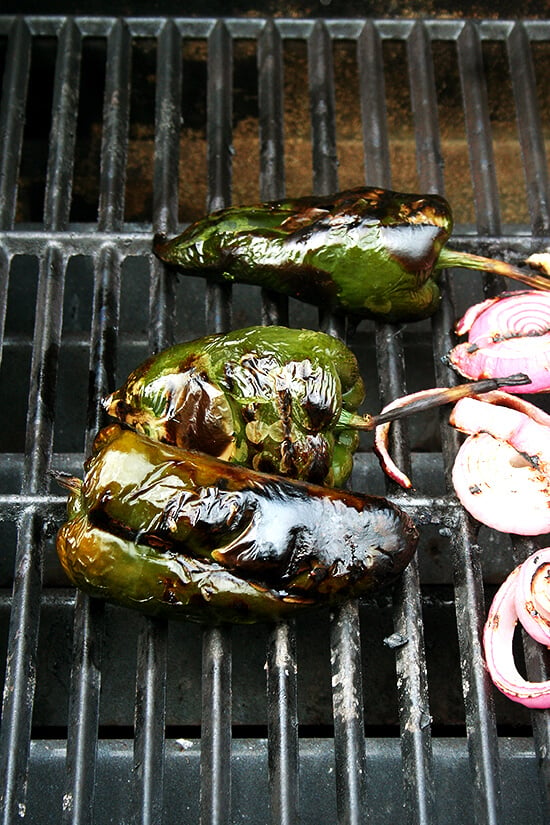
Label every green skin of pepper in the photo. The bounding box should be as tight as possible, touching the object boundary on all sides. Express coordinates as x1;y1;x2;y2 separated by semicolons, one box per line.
58;497;309;624
104;325;365;487
154;187;549;322
56;423;418;623
153;187;451;323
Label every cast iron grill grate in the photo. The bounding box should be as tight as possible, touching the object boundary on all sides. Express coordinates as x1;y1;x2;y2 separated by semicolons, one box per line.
0;14;549;825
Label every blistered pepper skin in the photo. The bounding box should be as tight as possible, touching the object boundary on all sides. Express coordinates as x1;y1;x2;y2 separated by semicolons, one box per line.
154;187;450;323
103;325;365;487
155;186;550;322
56;424;418;624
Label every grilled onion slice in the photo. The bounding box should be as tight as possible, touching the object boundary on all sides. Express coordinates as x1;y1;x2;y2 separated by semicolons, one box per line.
484;548;550;709
450;396;550;535
448;290;550;393
451;432;550;535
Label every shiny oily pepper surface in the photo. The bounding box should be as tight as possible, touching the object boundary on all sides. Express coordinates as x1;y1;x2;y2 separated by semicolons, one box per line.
154;187;550;324
104;325;369;487
56;424;419;624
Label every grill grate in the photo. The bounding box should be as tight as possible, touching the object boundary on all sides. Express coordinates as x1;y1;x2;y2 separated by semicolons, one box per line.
0;14;550;825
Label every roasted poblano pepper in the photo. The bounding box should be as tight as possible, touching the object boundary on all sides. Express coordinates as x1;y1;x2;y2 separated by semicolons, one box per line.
56;424;418;623
103;325;370;487
154;187;550;323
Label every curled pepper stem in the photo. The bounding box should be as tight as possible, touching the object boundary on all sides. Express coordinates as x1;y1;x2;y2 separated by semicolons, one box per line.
50;471;82;492
437;247;550;292
338;374;532;431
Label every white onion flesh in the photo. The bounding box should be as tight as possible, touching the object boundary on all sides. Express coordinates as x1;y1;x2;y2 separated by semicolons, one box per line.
452;432;550;535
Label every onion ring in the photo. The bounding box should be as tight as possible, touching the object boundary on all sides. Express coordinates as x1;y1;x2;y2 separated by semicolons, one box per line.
372;378;532;490
515;551;550;645
448;291;550;393
484;549;550;709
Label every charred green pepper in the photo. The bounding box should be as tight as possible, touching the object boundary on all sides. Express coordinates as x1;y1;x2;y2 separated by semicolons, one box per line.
56;424;418;623
103;325;369;487
154;187;550;323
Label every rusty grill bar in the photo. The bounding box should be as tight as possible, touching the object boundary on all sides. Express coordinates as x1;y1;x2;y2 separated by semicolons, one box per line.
0;14;549;825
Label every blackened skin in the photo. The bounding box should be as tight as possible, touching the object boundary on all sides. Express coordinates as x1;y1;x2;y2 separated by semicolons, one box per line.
56;424;419;624
102;325;367;488
154;185;550;322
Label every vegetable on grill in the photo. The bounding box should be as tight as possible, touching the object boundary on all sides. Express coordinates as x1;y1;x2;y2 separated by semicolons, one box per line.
483;547;550;709
153;187;550;324
448;290;550;393
55;424;419;624
370;375;532;489
450;393;550;535
103;325;366;487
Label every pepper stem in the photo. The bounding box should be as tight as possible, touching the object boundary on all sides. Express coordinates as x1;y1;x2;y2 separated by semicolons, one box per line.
338;374;532;431
50;470;82;492
436;247;550;291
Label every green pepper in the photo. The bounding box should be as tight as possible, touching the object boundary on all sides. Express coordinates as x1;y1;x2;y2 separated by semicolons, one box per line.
153;187;550;323
104;325;369;487
56;424;418;623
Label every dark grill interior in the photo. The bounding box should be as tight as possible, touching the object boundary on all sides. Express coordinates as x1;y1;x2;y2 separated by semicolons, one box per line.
1;13;550;824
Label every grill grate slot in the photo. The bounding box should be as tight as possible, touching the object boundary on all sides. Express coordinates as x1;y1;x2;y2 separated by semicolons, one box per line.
0;14;549;825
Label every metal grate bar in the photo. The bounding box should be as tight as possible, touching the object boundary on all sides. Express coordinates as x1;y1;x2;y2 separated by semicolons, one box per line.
62;595;105;825
257;18;288;327
457;21;501;236
377;325;437;825
43;18;82;233
307;22;369;825
205;19;232;333
0;507;45;825
130;22;182;825
429;208;504;824
357;20;391;190
200;20;234;825
256;20;300;825
0;18;31;374
258;20;285;202
407;20;504;825
266;621;299;825
0;18;81;820
97;20;132;234
329;600;368;825
133;617;168;825
149;18;180;350
506;22;550;235
63;20;132;825
0;17;31;230
308;21;338;198
200;627;233;825
407;22;444;192
361;23;436;823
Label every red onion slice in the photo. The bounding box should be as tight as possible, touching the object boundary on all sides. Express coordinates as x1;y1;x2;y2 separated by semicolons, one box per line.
515;550;550;645
454;295;502;337
484;558;550;710
450;396;550;475
374;420;413;490
472;389;550;429
451;431;550;535
371;380;532;490
448;291;550;393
